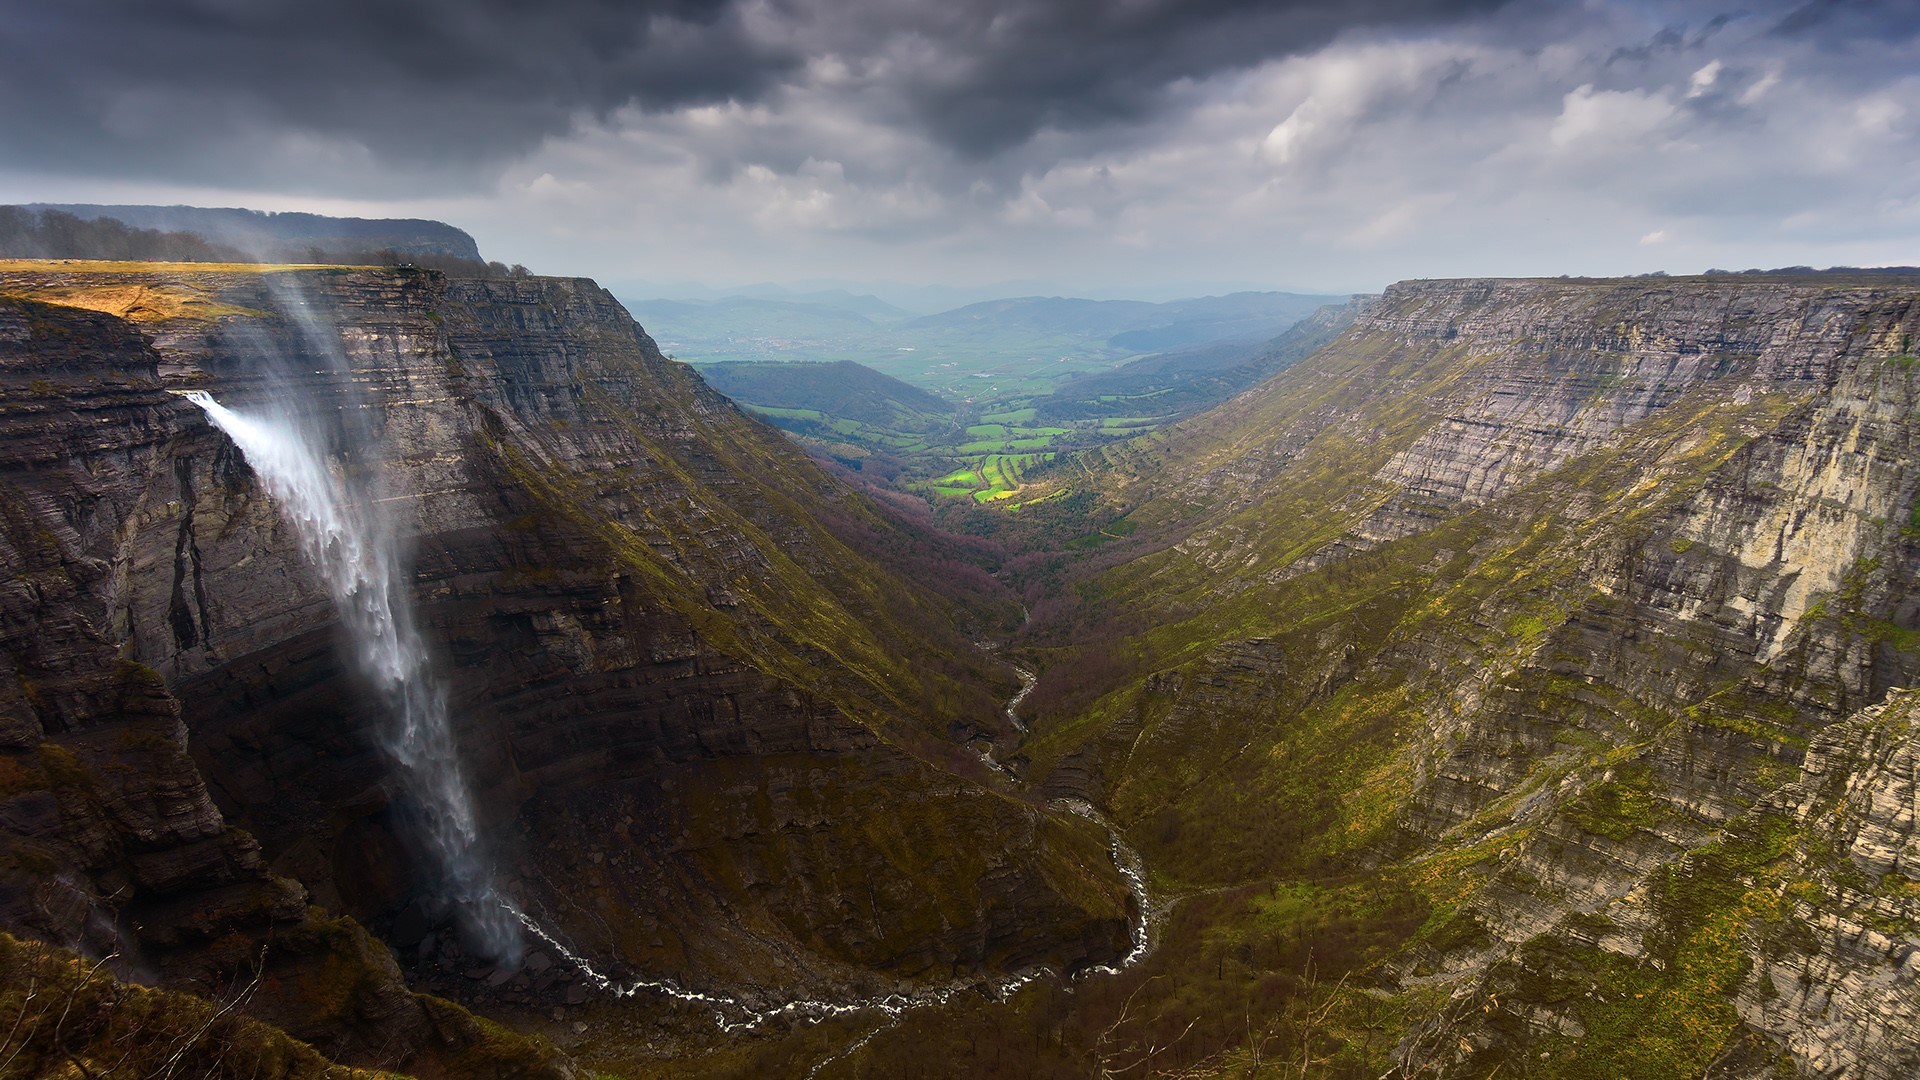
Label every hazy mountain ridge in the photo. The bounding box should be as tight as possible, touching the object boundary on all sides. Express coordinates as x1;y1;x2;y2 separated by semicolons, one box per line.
901;291;1337;355
625;287;1342;400
1034;295;1370;422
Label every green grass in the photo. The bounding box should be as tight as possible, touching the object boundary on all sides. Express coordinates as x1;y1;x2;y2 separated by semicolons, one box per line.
915;452;1052;503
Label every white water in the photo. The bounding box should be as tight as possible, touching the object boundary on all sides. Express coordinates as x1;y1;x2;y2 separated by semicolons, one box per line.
1004;664;1036;734
508;901;1051;1033
182;389;522;965
507;836;1141;1036
1051;798;1154;974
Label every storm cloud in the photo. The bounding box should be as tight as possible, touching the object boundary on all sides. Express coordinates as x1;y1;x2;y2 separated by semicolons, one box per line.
0;0;794;187
0;0;1513;186
1;0;1916;293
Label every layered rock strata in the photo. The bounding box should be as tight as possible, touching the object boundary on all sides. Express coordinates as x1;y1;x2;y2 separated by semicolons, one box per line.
1027;274;1920;1077
0;264;1128;1071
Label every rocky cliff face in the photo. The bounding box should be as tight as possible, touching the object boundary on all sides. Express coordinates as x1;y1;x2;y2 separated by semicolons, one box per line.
15;262;1920;1077
0;263;1127;1074
1000;273;1920;1077
0;291;575;1076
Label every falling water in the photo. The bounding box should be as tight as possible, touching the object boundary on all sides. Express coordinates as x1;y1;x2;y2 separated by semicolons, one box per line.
183;388;522;966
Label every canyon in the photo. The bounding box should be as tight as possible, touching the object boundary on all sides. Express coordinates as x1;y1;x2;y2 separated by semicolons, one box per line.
2;261;1919;1078
0;263;1127;1077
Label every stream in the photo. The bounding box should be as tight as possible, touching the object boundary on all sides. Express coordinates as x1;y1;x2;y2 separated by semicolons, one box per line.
516;658;1157;1036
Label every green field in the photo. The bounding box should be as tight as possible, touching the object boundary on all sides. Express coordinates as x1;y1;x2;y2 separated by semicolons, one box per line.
919;452;1052;503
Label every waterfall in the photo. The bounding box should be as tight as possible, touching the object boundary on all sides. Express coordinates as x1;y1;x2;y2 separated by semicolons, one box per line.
183;387;523;967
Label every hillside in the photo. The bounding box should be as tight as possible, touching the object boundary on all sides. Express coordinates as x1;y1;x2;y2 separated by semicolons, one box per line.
698;359;954;424
1034;296;1368;422
937;271;1920;1077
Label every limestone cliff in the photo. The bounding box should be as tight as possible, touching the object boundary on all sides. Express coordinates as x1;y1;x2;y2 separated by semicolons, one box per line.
0;262;1127;1074
1002;273;1920;1078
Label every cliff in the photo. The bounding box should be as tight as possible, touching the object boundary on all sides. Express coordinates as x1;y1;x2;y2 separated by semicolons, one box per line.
0;262;1128;1075
14;259;1920;1077
986;273;1920;1078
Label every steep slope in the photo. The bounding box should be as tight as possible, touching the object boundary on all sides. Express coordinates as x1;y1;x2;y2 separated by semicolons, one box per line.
19;260;1920;1076
0;262;1129;1073
987;274;1920;1076
0;291;573;1076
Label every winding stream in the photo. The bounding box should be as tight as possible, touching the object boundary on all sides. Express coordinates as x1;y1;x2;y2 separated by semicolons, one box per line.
516;660;1156;1034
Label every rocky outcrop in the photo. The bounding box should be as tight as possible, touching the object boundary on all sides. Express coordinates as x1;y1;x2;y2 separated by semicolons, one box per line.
0;294;572;1074
1740;691;1920;1080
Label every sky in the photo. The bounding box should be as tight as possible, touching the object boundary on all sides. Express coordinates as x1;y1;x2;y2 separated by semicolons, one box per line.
2;0;1917;299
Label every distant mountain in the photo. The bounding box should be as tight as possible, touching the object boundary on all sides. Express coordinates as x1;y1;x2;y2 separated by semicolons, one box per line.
905;292;1341;354
724;286;915;321
616;279;1078;314
1035;296;1368;421
705;295;884;327
630;288;1345;400
696;359;954;429
24;204;482;261
625;295;889;362
907;296;1159;337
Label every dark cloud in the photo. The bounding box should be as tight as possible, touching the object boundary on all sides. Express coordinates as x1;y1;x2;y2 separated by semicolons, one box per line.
0;0;795;190
1;0;1519;190
796;0;1520;157
1772;0;1920;42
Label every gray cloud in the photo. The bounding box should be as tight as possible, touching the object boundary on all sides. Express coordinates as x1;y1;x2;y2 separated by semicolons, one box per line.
1773;0;1920;43
777;0;1519;157
0;0;793;189
0;0;1516;191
